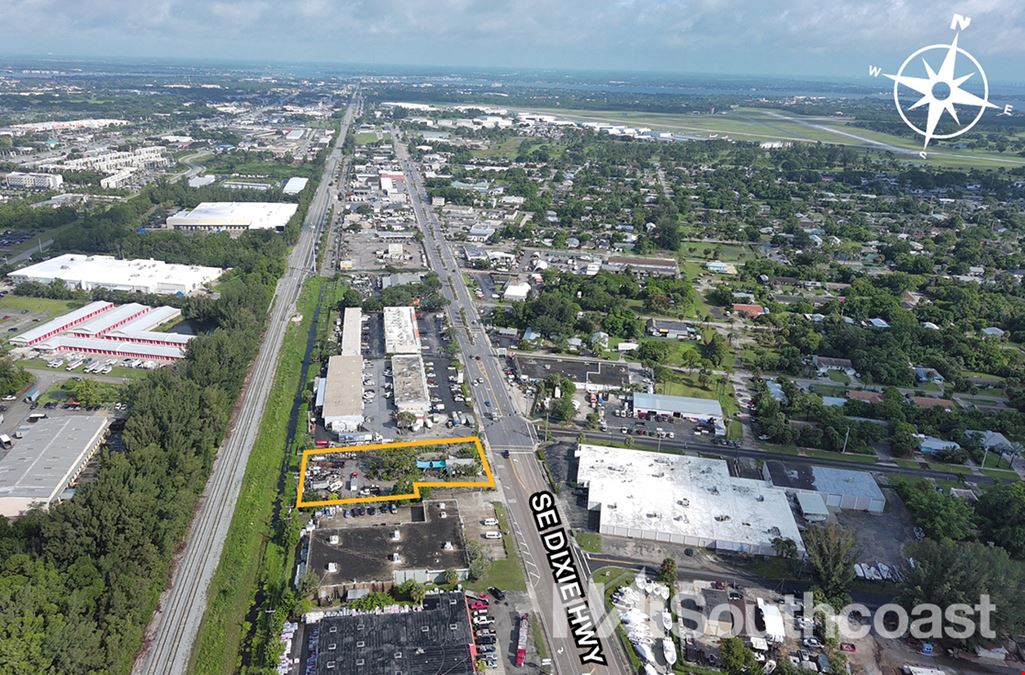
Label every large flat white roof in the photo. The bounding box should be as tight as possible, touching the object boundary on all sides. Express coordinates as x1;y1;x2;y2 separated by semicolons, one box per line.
166;201;297;231
323;355;364;422
283;176;309;194
576;444;804;554
340;307;362;357
633;392;723;420
71;302;150;336
0;415;109;518
9;254;223;295
114;305;181;332
383;306;420;354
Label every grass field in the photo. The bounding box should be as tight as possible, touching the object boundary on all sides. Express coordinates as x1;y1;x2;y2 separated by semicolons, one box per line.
355;131;390;146
502;104;1025;169
0;295;82;320
189;277;324;674
574;530;603;554
465;501;527;592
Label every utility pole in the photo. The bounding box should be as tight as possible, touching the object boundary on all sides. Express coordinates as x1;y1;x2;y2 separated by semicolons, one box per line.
841;425;850;454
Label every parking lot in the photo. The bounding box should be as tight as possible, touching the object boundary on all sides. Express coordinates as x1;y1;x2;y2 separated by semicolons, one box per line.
598;392;720;443
0;228;43;256
316;309;475;441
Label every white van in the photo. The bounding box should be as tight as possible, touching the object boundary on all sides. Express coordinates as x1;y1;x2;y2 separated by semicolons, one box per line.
481;518;499;527
483;531;502;540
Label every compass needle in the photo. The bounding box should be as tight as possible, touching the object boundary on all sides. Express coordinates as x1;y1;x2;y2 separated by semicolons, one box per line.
884;28;997;150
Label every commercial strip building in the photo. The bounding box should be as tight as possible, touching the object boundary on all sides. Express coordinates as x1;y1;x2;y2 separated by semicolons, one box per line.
304;501;467;598
339;307;362;357
391;354;430;424
165;201;298;234
633;392;725;434
763;461;886;513
383;306;420;355
575;444;804;556
513;354;640;392
605;255;679;277
321;355;364;433
5;171;63;190
9;254;224;295
305;591;475;675
0;415;110;518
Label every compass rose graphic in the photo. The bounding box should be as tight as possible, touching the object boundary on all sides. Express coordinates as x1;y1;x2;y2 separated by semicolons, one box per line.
879;18;1003;151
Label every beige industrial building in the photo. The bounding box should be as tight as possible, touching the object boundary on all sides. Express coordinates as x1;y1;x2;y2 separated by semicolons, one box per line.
0;416;110;518
340;307;362;357
321;355;364;433
391;354;430;424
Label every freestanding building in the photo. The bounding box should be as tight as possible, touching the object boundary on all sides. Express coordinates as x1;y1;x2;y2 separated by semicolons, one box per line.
166;201;298;235
383;306;420;354
9;254;224;295
576;444;804;556
321;355;364;433
763;461;886;513
0;415;110;518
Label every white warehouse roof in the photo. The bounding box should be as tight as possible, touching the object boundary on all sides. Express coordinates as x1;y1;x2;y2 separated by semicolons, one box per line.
633;392;723;420
166;201;298;232
322;355;364;433
383;306;420;354
113;305;182;332
71;303;151;336
340;307;362;357
0;415;109;518
576;444;804;557
9;254;223;295
282;176;309;195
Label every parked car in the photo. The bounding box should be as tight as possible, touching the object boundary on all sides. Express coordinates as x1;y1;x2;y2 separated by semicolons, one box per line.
488;587;506;602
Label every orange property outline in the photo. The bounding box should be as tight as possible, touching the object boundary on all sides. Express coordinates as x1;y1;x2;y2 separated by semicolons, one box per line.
296;436;495;508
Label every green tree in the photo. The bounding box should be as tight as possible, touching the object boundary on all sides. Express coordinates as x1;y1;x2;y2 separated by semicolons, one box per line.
658;557;677;585
719;636;758;675
894;479;974;541
804;523;857;605
976;482;1025;559
890;421;919;457
443;568;460;586
901;539;1025;643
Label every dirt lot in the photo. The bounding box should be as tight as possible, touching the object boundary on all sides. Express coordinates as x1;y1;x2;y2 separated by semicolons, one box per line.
835;486;916;569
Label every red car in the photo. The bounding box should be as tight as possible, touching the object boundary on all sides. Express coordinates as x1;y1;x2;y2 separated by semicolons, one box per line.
839;643;856;653
470;600;489;610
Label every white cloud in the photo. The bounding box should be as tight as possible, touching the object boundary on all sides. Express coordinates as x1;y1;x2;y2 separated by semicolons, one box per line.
0;0;1021;76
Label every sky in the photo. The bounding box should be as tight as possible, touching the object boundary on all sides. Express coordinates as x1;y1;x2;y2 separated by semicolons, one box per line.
1;0;1024;81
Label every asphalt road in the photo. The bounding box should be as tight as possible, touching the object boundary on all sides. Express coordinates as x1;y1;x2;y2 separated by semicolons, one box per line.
132;96;357;675
394;131;629;675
